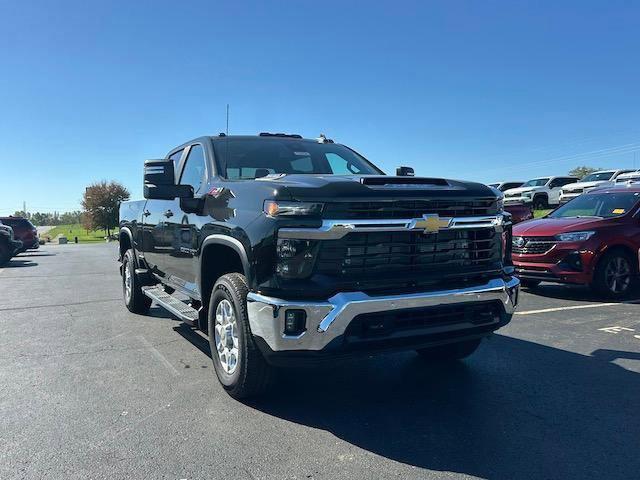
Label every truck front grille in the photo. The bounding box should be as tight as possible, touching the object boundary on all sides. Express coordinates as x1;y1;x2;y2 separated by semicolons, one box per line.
316;228;501;280
323;199;496;219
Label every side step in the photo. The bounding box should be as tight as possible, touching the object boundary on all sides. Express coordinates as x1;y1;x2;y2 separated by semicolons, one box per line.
142;286;200;326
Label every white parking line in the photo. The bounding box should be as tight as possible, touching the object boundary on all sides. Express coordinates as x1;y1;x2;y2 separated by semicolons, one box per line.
515;303;619;315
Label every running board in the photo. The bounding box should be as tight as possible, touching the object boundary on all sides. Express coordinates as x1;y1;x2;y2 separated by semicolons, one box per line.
142;286;200;326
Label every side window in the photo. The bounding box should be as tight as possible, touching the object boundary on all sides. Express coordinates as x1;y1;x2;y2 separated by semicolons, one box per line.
563;178;578;186
326;153;363;175
168;149;184;182
179;145;207;194
549;179;561;188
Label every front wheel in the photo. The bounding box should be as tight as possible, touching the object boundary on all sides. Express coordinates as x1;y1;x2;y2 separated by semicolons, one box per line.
592;250;637;298
533;196;548;210
416;338;483;361
208;273;273;399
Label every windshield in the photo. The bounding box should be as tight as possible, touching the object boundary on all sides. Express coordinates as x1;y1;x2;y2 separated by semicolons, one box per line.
549;191;640;218
522;178;549;187
581;172;614;182
213;138;383;179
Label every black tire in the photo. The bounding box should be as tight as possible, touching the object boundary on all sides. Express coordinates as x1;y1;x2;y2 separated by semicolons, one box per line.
592;249;637;299
208;273;272;399
416;338;483;361
0;242;10;266
533;195;548;210
520;279;541;289
122;249;152;314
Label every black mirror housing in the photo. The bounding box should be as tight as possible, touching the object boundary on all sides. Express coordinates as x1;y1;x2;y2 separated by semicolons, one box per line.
396;166;415;177
143;159;194;200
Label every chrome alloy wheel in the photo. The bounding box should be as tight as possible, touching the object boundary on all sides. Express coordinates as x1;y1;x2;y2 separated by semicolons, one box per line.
605;256;631;294
214;299;239;374
123;260;133;303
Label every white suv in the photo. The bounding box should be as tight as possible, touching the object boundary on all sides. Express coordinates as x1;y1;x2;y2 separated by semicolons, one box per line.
614;170;640;184
559;169;634;204
503;176;578;209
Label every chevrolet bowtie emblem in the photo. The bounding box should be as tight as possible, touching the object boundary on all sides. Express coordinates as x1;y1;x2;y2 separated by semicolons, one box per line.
410;214;452;234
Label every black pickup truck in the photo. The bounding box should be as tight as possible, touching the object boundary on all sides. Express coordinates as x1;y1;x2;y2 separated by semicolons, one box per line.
119;133;520;398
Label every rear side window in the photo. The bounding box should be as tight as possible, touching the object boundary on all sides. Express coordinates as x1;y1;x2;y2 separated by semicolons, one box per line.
180;145;207;194
1;218;31;229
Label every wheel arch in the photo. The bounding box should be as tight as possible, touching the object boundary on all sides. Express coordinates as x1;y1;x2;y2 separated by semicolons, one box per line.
119;227;134;260
594;243;639;273
198;235;251;313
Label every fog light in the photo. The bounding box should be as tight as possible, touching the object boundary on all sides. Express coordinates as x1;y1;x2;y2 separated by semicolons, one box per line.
284;309;306;336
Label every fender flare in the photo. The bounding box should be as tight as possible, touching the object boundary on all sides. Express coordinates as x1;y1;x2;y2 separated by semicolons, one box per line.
198;234;252;290
118;227;135;260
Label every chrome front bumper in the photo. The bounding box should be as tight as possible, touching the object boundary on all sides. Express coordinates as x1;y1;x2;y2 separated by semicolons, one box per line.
247;277;520;352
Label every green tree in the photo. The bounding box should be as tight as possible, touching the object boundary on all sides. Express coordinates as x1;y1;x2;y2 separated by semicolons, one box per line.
568;166;601;179
81;181;130;236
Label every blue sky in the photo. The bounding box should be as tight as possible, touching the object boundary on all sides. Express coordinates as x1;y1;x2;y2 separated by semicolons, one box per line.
2;0;640;215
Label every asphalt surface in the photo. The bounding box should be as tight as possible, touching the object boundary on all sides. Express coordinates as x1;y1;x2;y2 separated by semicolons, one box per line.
1;243;639;480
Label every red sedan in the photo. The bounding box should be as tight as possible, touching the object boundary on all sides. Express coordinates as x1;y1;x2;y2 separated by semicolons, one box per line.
0;217;39;253
512;185;640;297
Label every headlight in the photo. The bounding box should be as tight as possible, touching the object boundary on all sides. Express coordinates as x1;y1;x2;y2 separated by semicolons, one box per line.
556;231;595;242
488;187;504;212
522;191;533;198
264;201;324;217
275;239;319;279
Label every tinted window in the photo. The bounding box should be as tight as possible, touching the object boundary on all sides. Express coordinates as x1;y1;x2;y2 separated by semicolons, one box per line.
560;178;578;186
213;138;382;179
550;191;640;218
180;145;207;194
0;218;31;228
522;178;549;187
582;172;615;182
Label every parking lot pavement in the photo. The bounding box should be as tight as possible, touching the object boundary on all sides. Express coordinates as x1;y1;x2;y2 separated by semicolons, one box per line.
1;243;639;480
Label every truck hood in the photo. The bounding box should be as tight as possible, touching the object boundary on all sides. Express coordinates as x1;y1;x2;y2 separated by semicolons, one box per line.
504;186;543;196
562;180;610;191
513;217;608;236
256;174;497;201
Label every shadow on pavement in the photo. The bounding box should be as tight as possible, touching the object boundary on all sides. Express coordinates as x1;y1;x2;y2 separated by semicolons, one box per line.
524;283;640;303
4;259;38;268
236;335;640;480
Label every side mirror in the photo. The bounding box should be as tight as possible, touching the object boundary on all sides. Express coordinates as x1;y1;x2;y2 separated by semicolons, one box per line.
143;159;193;200
396;166;415;177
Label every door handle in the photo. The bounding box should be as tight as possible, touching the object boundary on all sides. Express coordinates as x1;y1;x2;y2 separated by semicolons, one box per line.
143;210;151;217
163;210;174;218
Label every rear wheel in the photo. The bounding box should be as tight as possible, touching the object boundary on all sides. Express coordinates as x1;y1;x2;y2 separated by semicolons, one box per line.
520;279;541;289
208;273;272;399
122;249;152;314
592;250;637;298
416;338;482;361
0;241;10;265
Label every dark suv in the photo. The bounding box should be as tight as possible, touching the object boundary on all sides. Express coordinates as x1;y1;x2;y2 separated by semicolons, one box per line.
0;217;39;252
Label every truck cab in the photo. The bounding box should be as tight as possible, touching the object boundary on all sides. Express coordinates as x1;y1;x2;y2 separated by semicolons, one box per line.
119;134;520;398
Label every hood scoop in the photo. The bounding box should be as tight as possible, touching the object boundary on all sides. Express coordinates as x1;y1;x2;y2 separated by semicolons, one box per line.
361;176;450;188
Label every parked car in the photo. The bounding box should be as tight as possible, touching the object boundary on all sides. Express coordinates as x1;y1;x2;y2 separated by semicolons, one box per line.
487;181;524;192
559;169;634;204
512;184;640;297
503;176;579;209
615;170;640;184
0;216;39;253
119;133;520;398
505;203;534;223
0;221;23;265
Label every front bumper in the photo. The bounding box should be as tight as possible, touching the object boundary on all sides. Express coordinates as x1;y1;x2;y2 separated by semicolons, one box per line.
504;196;533;205
247;277;520;355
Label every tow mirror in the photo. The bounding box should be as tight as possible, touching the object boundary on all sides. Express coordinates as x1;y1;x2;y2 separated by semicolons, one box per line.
396;166;415;177
143;159;193;200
